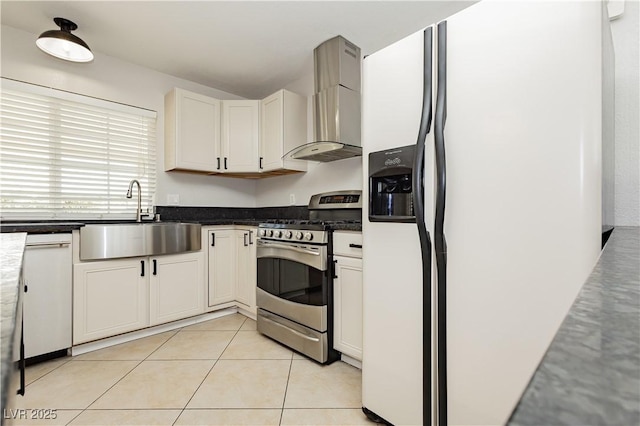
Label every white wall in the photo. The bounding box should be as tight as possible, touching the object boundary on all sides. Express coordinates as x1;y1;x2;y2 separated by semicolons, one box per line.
2;11;637;216
255;60;363;207
610;1;640;226
1;24;257;208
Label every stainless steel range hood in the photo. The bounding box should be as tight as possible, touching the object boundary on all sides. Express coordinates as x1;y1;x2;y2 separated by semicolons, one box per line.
287;36;362;162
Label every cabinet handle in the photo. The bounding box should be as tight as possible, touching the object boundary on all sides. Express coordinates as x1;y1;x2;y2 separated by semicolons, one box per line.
249;230;253;245
333;259;338;279
141;260;145;277
152;259;157;276
244;233;248;247
259;157;263;169
349;243;363;249
224;157;228;170
217;157;221;170
211;233;215;247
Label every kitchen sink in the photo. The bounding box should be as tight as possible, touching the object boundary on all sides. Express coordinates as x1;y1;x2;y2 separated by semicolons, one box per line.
79;222;201;260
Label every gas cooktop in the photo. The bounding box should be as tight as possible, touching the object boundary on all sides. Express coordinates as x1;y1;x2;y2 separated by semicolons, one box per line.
258;190;362;237
259;219;360;229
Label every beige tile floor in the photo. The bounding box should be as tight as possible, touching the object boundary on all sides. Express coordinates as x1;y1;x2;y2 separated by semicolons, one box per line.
8;314;376;426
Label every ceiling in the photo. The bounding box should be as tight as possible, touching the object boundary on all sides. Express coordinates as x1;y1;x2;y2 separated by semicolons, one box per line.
0;1;475;99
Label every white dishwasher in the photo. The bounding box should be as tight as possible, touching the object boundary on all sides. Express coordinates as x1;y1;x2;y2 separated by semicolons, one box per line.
23;233;72;359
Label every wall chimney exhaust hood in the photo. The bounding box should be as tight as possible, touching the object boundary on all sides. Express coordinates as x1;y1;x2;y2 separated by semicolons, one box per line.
286;36;362;162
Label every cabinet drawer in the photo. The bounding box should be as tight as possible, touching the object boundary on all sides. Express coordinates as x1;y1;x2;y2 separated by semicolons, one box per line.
333;232;362;258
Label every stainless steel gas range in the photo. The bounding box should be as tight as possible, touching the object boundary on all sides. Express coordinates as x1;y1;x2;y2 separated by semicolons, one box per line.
256;190;362;364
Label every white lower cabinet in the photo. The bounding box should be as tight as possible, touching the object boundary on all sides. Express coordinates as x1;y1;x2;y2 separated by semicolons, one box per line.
73;251;204;345
235;229;257;311
205;226;257;314
207;229;236;306
333;232;363;361
150;253;204;326
73;258;149;345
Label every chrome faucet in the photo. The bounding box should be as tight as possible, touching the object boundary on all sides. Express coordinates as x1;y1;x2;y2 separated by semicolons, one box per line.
126;179;143;222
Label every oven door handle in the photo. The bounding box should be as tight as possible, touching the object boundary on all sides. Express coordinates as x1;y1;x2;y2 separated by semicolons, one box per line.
257;239;321;256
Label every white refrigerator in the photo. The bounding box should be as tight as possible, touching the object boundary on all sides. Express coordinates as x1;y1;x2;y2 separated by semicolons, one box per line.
361;1;611;425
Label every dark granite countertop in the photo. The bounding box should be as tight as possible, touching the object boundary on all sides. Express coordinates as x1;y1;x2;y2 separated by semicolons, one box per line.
0;233;27;414
198;220;262;227
0;222;84;234
1;218;362;233
509;226;640;425
0;205;363;233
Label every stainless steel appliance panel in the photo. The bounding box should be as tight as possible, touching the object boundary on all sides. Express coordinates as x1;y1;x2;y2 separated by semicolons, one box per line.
314;35;361;92
313;85;361;147
256;239;326;271
257;288;327;332
257;308;328;364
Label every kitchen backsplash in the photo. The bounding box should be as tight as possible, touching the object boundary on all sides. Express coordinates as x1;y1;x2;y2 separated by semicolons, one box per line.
155;205;309;222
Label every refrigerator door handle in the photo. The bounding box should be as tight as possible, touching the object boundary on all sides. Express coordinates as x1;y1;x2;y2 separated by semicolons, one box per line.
412;25;435;426
434;20;449;426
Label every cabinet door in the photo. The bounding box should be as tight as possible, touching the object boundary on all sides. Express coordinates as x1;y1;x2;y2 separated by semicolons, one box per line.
73;258;148;345
208;230;236;307
260;90;307;172
221;100;260;173
165;88;221;173
333;255;363;360
149;252;205;326
235;230;257;311
260;91;284;171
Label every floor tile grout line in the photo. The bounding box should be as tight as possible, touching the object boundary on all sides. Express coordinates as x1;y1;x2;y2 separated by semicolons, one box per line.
63;408;83;426
278;352;295;426
69;330;178;419
171;320;245;426
143;328;182;361
23;356;72;388
70;358;146;422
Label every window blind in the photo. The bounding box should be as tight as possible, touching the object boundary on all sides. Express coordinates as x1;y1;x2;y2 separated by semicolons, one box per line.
0;79;156;220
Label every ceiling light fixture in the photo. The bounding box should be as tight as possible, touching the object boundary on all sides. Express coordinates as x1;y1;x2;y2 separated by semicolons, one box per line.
36;17;94;63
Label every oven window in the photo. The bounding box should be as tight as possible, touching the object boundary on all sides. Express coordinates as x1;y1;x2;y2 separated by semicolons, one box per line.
257;258;328;306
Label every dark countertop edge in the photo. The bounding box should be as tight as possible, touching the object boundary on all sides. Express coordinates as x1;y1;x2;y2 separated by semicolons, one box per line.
1;221;362;233
509;226;640;425
1;223;85;234
0;233;27;415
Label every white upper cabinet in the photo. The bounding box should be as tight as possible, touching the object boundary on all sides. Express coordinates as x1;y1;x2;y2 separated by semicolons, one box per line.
260;89;307;173
221;100;260;173
165;88;221;173
165;87;307;177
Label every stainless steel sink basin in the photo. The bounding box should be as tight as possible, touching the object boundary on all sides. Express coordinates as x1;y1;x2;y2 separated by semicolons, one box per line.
79;222;201;260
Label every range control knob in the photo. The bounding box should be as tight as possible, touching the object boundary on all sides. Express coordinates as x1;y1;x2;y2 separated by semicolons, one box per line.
266;229;273;237
259;229;266;237
295;231;304;240
284;231;293;239
304;232;313;241
273;230;282;238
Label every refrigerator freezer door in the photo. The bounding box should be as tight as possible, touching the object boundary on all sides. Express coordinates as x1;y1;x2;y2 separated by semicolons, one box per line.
442;2;603;425
362;27;436;426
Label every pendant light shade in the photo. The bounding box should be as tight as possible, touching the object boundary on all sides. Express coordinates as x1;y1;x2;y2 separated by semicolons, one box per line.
36;17;93;63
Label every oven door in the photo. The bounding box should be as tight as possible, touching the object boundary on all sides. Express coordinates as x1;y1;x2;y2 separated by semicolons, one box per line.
256;239;329;330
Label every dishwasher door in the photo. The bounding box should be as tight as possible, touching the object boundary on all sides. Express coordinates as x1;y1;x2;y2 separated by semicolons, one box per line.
23;234;72;358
